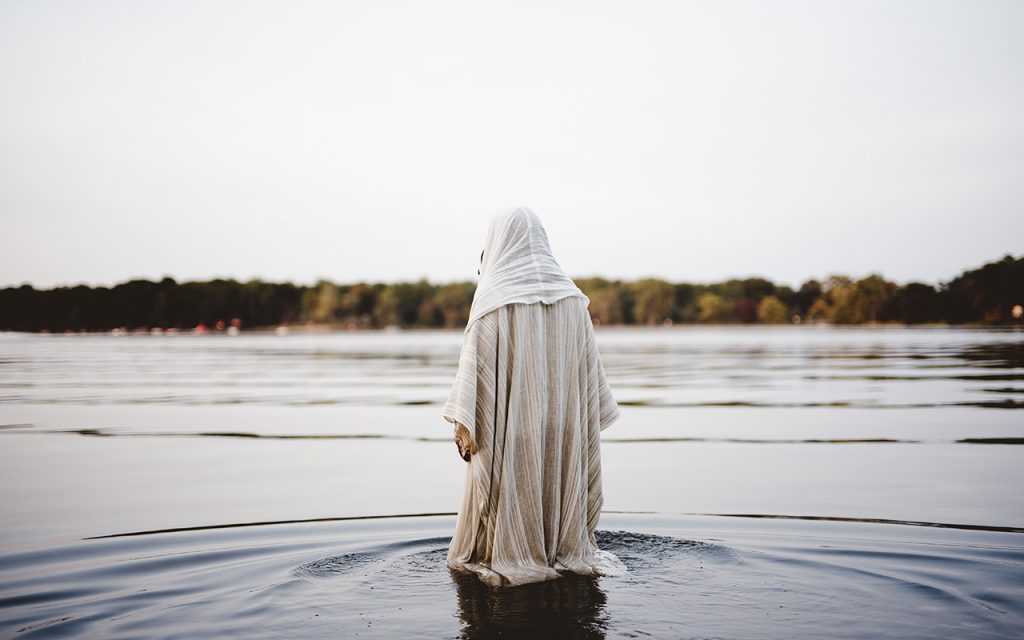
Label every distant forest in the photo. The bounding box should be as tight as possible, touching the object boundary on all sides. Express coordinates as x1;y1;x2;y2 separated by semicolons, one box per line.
1;254;1021;332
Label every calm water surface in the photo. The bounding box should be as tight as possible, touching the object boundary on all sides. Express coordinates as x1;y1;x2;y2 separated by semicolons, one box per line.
1;326;1022;638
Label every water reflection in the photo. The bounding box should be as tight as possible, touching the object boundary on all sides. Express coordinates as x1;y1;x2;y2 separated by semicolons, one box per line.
957;341;1024;368
451;569;609;640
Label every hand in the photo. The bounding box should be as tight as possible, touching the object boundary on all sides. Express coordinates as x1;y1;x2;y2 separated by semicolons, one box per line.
454;422;472;462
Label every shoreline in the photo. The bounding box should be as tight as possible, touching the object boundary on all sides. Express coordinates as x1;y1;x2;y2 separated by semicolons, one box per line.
4;320;1023;336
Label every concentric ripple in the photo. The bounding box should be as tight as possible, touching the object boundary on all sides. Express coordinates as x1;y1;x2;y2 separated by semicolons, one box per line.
1;513;1022;639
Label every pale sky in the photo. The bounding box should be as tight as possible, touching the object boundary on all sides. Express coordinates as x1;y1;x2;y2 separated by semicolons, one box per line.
1;0;1021;290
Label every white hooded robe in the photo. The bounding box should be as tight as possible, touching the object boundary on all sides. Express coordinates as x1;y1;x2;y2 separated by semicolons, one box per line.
442;207;624;587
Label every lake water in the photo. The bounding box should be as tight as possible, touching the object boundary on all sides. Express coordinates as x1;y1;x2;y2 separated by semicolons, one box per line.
1;325;1022;638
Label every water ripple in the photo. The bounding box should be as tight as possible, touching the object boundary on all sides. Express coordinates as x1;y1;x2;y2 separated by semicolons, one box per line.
0;513;1021;638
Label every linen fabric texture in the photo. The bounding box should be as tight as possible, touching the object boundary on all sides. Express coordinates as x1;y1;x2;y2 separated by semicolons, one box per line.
442;207;625;587
464;207;591;330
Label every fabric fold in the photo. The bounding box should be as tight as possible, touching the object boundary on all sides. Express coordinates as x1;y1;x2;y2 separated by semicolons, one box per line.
464;207;589;331
443;207;624;587
443;293;623;587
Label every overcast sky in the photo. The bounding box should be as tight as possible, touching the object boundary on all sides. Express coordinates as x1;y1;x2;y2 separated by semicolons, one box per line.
1;0;1021;290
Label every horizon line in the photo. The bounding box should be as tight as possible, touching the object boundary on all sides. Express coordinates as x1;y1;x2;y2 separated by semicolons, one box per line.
3;251;1019;293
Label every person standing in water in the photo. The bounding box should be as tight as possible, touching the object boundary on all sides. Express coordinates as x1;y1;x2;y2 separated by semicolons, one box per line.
443;207;625;587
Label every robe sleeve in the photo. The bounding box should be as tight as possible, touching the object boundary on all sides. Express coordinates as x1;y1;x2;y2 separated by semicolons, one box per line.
442;319;483;445
588;314;621;431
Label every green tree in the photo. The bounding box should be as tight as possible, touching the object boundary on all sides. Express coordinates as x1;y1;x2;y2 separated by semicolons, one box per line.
306;281;340;324
3;254;1022;331
631;278;674;325
697;292;732;322
338;283;377;325
373;287;401;327
431;282;476;328
939;254;1024;324
794;280;823;318
849;274;898;323
673;283;697;322
579;277;634;325
895;282;940;324
757;295;790;324
588;286;625;325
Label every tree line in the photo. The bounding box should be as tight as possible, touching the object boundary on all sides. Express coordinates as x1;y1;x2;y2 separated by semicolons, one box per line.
1;254;1020;332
